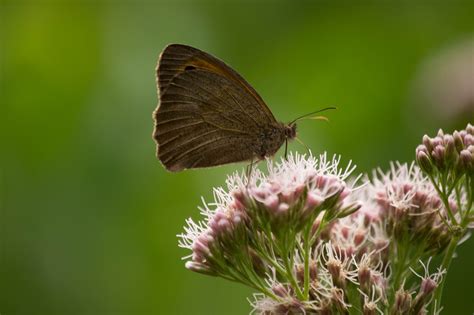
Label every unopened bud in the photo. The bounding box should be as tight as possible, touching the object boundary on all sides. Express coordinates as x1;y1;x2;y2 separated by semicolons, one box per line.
232;189;249;208
309;260;318;280
336;202;362;219
431;136;443;148
305;192;324;210
263;194;279;212
453;131;464;152
459;149;473;173
465;134;474;146
412;277;440;314
272;284;289;297
393;289;412;314
422;135;433;152
416;150;433;174
358;264;371;291
419;277;437;297
432;145;446;170
444;135;457;165
295;263;305;284
363;302;377;315
331;287;348;311
185;261;215;275
327;259;345;288
467;123;474;135
416;144;428;154
277;202;290;215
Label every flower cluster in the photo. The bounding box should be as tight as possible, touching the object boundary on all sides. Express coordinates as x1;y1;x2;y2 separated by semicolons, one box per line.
416;123;473;178
371;163;451;256
177;125;473;314
415;123;473;231
179;153;361;291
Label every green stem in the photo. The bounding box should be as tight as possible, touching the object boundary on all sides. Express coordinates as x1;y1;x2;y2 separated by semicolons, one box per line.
430;174;473;313
392;242;408;294
427;173;457;224
254;246;287;278
282;250;304;299
302;225;312;300
431;234;460;313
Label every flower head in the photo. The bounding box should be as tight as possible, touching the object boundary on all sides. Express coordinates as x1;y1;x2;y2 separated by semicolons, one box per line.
416;123;474;176
179;152;363;284
228;153;362;233
177;142;472;314
371;162;451;255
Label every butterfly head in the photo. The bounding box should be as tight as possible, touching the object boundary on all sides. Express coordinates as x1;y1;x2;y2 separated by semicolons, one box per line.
284;123;297;140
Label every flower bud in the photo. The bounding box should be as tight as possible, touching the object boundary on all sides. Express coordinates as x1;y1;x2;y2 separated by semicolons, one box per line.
305;192;324;210
331;287;348;312
295;263;305;284
453;130;464;151
416;144;428;154
467;123;474;135
416;150;433;174
419;277;437;297
327;259;345;288
263;194;279;212
444;134;457;165
336;202;362;219
249;248;266;277
363;302;377;315
392;289;412;314
431;136;442;148
192;238;211;257
272;284;289;297
459;149;473;173
422;135;433;152
354;228;366;247
185;261;215;275
232;189;252;211
358;264;371;292
277;202;290;215
465;134;474;146
432;145;446;170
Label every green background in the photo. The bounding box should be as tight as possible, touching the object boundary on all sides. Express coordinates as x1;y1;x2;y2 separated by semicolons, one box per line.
2;1;473;314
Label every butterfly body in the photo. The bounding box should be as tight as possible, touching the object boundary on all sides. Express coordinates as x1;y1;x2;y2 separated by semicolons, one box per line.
153;44;296;172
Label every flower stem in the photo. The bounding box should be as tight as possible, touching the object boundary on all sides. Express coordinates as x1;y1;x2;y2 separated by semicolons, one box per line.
427;173;457;224
302;225;312;300
283;250;304;299
431;234;460;313
392;241;408;294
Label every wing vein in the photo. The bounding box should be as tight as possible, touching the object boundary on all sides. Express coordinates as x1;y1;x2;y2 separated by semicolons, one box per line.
162;135;245;164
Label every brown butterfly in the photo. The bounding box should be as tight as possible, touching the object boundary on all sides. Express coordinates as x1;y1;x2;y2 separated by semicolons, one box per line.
153;44;332;172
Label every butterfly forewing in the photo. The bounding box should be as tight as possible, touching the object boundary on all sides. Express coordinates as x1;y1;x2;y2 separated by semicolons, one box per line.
154;44;284;172
157;44;276;121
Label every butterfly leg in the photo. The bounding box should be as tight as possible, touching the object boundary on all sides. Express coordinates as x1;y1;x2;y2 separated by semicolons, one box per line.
284;139;288;160
246;158;254;188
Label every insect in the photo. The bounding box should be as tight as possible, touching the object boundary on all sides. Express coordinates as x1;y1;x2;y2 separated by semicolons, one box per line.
153;44;333;172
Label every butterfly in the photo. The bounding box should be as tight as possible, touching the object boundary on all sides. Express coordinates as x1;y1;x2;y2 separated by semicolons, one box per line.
153;44;332;172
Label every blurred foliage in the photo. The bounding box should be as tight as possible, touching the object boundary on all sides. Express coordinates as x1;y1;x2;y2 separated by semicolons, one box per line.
1;1;473;314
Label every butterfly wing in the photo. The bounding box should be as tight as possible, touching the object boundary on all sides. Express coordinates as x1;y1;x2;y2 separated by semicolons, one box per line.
157;44;276;121
154;59;279;171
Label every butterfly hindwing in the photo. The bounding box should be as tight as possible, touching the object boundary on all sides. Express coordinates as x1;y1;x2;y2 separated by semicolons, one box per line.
155;69;271;171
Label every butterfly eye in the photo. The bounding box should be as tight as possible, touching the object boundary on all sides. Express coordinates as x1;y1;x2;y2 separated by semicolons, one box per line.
185;65;196;71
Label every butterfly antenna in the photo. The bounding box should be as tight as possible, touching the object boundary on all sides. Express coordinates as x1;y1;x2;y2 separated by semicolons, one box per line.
289;106;337;125
295;137;311;154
